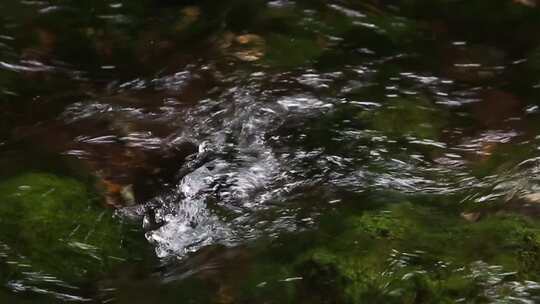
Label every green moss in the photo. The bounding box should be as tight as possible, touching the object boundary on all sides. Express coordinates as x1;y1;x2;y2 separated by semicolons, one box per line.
347;208;412;240
0;173;129;284
262;34;324;68
293;203;540;303
359;96;448;140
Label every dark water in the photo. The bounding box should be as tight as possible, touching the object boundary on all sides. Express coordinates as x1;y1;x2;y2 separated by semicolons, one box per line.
2;0;540;302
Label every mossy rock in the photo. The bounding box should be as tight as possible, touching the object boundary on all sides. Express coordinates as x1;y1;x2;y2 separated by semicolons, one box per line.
294;203;540;303
172;202;540;303
262;34;325;68
0;173;130;285
258;3;420;69
358;96;448;140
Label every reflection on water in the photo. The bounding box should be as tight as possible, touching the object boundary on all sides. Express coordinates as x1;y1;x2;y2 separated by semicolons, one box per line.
2;0;540;302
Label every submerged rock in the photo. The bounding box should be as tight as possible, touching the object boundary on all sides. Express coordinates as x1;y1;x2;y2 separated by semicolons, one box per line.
263;33;325;68
358;96;448;140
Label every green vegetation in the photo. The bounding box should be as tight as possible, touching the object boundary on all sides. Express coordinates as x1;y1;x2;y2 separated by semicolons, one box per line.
0;173;133;284
263;34;324;68
359;96;448;139
225;202;540;303
3;0;540;302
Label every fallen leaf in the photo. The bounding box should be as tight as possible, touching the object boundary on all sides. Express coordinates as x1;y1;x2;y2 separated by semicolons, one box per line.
514;0;537;7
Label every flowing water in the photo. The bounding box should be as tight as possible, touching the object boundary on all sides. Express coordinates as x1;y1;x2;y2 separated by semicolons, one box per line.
2;0;540;303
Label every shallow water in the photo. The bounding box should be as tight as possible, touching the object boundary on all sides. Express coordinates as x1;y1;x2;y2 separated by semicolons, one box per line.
2;0;540;303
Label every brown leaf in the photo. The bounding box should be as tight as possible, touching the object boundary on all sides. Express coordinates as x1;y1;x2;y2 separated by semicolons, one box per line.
514;0;537;7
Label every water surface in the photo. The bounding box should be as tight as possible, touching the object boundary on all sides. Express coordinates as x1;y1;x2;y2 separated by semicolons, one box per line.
2;0;540;303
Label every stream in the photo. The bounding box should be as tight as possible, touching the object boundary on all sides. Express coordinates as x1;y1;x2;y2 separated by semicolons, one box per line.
2;0;540;303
